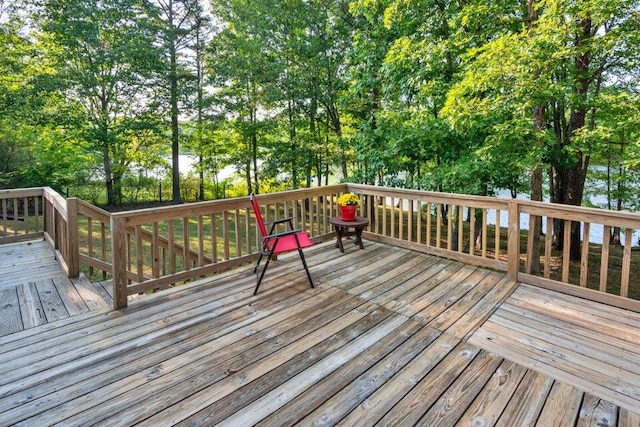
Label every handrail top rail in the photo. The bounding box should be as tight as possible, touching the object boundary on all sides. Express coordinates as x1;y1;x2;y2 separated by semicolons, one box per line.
0;187;46;198
110;185;349;226
346;184;511;209
518;198;640;227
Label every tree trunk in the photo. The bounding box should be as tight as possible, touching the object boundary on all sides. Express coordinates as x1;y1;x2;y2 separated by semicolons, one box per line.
103;146;115;206
527;0;543;274
288;98;298;189
170;38;181;204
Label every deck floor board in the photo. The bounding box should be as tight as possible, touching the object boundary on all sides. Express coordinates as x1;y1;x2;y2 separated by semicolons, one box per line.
1;240;639;426
0;241;108;335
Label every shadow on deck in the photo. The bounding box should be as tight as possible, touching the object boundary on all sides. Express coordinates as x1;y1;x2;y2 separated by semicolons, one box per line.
0;240;639;425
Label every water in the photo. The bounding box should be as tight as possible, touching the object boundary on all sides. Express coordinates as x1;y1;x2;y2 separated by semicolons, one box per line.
488;189;640;247
177;157;640;246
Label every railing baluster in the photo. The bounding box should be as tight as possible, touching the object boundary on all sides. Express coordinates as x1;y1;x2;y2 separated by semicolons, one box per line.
436;203;442;249
621;228;632;298
469;207;475;255
152;222;160;278
482;209;487;258
447;205;453;251
168;219;176;274
136;225;144;282
416;201;421;245
183;217;190;271
580;223;590;287
544;217;553;278
398;198;403;241
494;210;501;260
458;205;464;252
211;213;218;264
562;220;572;283
245;208;251;255
234;209;241;257
223;211;230;260
426;202;432;247
599;225;610;292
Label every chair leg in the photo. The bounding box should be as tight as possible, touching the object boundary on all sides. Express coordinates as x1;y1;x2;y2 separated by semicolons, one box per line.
298;248;314;288
254;255;271;295
255;243;277;295
254;252;265;274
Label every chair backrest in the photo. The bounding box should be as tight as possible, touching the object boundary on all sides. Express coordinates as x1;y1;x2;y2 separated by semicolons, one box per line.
250;193;268;237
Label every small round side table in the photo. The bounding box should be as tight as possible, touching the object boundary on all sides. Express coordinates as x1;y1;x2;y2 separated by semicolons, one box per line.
329;216;370;253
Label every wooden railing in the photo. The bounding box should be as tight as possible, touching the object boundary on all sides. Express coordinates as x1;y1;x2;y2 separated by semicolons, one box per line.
345;184;512;273
76;199;113;281
345;184;640;311
109;187;345;308
2;185;639;311
0;188;44;244
515;200;640;310
0;187;79;277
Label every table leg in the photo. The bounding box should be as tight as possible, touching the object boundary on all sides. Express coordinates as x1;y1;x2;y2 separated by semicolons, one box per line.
334;226;345;253
355;227;364;249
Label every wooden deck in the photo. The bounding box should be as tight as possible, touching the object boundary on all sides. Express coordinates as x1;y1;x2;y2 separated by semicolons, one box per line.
0;240;639;425
0;241;112;336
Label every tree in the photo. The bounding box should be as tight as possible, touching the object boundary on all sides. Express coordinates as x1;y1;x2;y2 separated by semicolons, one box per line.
444;0;640;259
147;0;206;204
40;0;162;205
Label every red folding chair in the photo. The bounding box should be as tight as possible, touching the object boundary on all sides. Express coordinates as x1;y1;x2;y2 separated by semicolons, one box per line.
250;193;314;295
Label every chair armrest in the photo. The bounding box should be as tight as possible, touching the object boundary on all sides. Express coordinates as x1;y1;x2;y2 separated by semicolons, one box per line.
264;228;305;239
264;216;295;226
265;216;296;234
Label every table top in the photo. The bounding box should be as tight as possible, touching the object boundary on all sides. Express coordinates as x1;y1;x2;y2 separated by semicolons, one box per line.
330;216;370;227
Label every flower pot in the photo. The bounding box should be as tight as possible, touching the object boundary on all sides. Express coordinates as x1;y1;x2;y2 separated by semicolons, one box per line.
339;205;357;221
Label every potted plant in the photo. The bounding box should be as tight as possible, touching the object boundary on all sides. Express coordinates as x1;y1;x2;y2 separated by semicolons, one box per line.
336;193;359;220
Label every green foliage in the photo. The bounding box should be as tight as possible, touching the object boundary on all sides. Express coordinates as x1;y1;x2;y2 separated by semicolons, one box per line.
1;0;639;216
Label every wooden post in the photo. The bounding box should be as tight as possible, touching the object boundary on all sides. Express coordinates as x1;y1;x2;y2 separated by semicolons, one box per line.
507;199;520;279
111;215;129;309
66;198;80;278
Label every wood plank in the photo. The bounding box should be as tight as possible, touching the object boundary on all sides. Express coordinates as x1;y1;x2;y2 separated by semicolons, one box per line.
496;305;640;376
0;241;342;352
535;381;582;427
17;283;46;329
576;394;618;427
619;408;640;426
496;369;554;427
416;350;504;426
0;271;314;389
413;269;491;324
1;237;637;426
34;279;69;322
256;322;439;427
510;285;640;343
371;258;455;307
445;276;518;340
389;264;474;318
427;271;502;332
375;341;481;426
454;359;528;426
357;254;442;300
470;320;640;412
0;286;352;423
70;276;110;311
0;287;22;335
50;276;90;317
209;315;411;426
515;284;640;326
347;252;436;299
90;303;385;426
334;335;463;426
399;265;478;318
